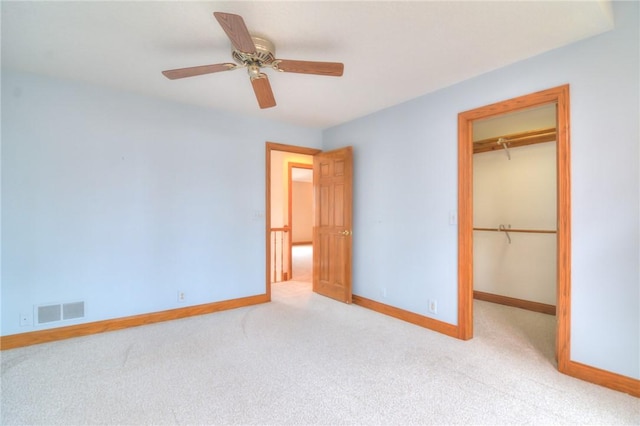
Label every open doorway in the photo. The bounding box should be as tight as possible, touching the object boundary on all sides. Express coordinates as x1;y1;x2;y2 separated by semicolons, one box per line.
265;142;354;303
457;85;571;372
265;143;319;298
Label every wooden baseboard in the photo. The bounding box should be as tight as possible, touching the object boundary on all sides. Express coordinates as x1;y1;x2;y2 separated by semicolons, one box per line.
0;294;269;350
563;360;640;398
352;294;458;338
474;290;556;315
292;241;312;246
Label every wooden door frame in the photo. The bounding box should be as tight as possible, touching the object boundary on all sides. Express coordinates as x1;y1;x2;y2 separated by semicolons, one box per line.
457;85;571;372
265;142;321;299
288;162;314;280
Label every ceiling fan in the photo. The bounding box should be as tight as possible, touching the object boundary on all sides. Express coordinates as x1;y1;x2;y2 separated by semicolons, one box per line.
162;12;344;109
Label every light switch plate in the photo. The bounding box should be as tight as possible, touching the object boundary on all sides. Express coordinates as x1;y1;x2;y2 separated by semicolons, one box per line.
449;211;457;225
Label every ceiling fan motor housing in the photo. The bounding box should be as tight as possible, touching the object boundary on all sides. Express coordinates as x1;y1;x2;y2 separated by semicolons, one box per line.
232;36;276;67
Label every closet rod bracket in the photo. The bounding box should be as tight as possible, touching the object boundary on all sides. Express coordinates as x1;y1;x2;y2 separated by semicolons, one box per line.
497;137;511;160
499;224;512;244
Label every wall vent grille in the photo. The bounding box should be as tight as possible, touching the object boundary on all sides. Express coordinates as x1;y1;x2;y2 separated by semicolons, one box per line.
37;301;85;324
37;304;61;324
63;302;84;320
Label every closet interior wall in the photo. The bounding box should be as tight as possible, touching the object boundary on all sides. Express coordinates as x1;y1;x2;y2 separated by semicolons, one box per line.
473;141;557;306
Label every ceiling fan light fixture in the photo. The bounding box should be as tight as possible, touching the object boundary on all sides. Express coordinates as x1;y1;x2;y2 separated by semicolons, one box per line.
247;64;262;80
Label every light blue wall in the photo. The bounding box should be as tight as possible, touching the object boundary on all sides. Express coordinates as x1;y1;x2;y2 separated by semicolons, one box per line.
1;71;322;336
323;1;639;379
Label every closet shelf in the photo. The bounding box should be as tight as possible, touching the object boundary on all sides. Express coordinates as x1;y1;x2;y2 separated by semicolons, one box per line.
473;127;556;154
473;227;557;234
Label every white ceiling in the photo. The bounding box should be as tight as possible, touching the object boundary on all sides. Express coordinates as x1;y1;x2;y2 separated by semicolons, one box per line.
1;1;613;129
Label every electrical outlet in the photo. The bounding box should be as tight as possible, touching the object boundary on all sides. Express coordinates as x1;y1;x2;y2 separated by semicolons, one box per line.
177;291;186;303
20;313;33;326
428;299;438;314
382;287;387;298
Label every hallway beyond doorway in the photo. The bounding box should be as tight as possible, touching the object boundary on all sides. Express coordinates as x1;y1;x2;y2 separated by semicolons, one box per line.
292;244;312;282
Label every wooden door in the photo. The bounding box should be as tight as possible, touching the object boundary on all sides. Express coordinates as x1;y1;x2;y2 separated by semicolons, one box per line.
313;147;353;303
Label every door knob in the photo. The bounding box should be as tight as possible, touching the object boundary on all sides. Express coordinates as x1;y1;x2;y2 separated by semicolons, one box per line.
341;230;352;236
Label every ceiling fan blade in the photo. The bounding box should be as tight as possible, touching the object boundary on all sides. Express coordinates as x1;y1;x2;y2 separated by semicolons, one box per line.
162;63;236;80
275;59;344;76
213;12;256;54
251;74;276;109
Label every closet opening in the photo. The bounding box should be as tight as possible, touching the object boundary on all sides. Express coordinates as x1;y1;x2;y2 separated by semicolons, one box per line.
472;104;559;362
457;85;571;372
472;104;558;317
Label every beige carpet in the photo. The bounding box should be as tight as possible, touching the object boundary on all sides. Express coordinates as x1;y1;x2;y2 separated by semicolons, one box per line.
1;280;638;425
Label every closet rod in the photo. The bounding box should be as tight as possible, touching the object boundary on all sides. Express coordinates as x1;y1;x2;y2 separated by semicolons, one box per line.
473;227;557;234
